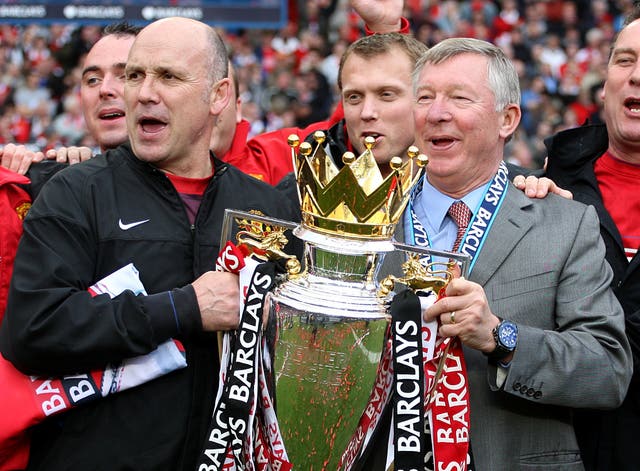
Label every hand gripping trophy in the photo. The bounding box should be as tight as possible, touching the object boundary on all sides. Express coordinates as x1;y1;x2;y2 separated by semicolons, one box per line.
197;132;470;471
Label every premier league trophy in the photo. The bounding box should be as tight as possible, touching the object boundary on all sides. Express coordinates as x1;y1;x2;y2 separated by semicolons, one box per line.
205;132;470;470
264;131;426;470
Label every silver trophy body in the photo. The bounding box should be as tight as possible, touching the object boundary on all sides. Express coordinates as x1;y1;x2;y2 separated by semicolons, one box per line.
265;227;392;470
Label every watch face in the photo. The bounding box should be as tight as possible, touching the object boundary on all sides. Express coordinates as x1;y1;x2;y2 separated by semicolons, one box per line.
498;321;518;349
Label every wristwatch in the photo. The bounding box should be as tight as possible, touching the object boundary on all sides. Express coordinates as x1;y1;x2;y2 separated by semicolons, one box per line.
487;318;518;363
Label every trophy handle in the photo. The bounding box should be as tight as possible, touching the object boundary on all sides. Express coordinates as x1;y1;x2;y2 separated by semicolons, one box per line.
378;244;471;298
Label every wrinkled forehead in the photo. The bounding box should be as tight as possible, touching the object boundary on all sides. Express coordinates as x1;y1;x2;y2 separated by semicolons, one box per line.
128;29;203;72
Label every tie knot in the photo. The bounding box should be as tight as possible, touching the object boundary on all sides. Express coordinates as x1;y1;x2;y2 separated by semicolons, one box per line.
448;201;472;229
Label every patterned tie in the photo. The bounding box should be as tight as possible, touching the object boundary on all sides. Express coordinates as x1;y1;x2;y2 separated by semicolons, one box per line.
448;201;472;252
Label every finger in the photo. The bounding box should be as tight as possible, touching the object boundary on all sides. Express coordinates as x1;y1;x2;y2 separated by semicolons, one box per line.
537;178;573;200
17;150;38;175
67;147;80;165
1;143;17;172
10;145;30;175
437;316;458;338
512;174;526;189
551;185;573;200
448;311;457;325
449;262;462;279
444;276;468;297
559;188;573;199
32;151;45;163
525;175;540;197
423;296;454;322
56;147;68;163
79;147;93;162
45;149;58;160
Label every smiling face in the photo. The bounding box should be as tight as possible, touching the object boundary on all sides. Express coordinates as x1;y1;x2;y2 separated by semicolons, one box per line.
340;46;417;176
603;18;640;162
80;34;135;151
413;53;520;197
124;18;230;176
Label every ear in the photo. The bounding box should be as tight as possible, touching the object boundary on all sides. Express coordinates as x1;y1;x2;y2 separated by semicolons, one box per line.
235;97;243;124
499;103;521;140
210;78;231;116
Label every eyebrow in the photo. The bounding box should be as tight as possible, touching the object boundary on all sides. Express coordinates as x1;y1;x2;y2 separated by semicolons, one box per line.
612;47;637;57
82;62;127;77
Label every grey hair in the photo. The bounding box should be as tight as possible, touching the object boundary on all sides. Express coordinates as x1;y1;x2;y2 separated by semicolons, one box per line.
412;37;520;111
205;26;229;86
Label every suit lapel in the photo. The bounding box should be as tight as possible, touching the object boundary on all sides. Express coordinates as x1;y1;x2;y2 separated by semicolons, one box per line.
467;184;533;286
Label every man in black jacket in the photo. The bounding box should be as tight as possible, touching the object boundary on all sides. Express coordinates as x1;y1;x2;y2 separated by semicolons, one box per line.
0;17;296;471
545;6;640;470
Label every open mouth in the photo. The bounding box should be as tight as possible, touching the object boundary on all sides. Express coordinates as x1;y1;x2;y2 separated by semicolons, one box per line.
139;117;167;133
431;137;454;147
624;97;640;113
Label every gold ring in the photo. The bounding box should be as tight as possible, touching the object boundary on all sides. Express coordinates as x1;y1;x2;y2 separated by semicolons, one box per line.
450;311;456;324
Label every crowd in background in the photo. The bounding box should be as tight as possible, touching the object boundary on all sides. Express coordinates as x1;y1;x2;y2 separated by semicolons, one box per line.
0;0;634;170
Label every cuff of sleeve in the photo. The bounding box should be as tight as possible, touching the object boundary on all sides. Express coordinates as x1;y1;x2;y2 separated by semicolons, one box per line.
365;17;410;35
496;362;510;389
143;285;201;341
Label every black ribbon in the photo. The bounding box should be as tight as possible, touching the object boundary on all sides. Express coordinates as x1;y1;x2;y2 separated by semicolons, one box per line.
391;289;426;471
197;261;277;470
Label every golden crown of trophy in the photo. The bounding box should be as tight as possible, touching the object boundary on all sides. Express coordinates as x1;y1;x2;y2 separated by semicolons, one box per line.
219;132;468;469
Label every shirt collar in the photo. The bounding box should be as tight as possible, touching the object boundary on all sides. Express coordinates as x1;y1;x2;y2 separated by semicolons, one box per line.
416;176;488;233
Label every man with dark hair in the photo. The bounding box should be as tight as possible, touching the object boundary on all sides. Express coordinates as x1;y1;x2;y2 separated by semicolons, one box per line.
80;21;141;153
545;5;640;469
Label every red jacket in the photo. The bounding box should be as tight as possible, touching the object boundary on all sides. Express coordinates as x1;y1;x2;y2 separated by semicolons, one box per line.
0;167;30;318
223;102;344;185
0;167;30;471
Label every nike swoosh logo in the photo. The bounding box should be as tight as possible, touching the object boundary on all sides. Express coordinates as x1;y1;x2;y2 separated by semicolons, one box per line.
118;218;150;230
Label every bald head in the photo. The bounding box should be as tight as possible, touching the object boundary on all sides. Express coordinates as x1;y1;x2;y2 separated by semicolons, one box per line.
136;17;228;88
124;17;231;177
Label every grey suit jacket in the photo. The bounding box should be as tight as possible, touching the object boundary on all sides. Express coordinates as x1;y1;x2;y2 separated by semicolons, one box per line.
384;182;632;470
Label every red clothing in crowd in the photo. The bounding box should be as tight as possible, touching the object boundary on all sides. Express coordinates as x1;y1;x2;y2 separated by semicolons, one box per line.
0;166;31;471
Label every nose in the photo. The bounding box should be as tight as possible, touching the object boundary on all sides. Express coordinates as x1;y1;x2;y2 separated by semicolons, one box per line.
360;96;379;121
136;76;159;103
630;61;640;86
424;96;453;123
99;73;122;99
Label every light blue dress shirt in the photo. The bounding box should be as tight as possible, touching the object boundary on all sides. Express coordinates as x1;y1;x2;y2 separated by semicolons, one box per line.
403;176;486;252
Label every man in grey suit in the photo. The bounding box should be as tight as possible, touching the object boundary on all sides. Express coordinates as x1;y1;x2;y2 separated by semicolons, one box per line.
375;38;632;470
